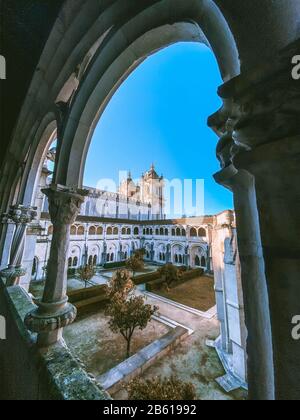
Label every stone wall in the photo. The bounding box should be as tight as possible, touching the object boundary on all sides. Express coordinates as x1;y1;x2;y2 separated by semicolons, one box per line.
0;280;110;400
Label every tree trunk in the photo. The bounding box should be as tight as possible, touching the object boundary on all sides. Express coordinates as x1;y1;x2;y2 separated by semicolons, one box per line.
126;338;131;359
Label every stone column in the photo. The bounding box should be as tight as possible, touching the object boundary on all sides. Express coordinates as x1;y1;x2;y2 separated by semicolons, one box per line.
20;222;43;291
0;205;37;287
25;185;88;347
235;137;300;400
211;39;300;400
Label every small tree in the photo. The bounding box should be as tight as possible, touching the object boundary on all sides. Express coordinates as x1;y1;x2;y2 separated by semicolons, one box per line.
157;263;182;290
127;376;196;400
126;255;144;277
105;270;158;358
133;248;146;260
77;265;95;288
106;269;134;301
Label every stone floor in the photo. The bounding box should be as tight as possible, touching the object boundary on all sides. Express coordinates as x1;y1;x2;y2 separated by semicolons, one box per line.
113;291;247;401
63;310;170;377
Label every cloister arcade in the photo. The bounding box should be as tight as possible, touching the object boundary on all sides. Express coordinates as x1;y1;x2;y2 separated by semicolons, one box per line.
1;0;300;400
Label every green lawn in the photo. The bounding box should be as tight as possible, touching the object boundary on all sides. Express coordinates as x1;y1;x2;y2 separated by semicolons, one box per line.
153;276;216;312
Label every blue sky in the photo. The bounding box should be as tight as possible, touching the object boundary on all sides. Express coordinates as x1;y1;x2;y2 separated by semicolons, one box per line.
84;42;233;215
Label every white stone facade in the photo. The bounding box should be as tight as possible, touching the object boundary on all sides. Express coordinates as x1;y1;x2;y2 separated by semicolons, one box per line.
32;215;213;282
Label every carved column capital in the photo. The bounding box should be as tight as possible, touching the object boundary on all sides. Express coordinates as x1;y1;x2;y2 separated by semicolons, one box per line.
218;41;300;151
209;40;300;170
42;184;89;226
2;204;37;225
25;185;88;347
0;205;37;286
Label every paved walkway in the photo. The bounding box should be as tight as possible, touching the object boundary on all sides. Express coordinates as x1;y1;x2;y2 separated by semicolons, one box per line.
114;290;247;401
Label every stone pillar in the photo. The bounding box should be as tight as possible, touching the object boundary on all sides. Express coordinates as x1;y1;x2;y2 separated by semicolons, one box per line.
25;185;88;348
235;137;300;400
0;205;37;287
20;222;43;291
210;39;300;399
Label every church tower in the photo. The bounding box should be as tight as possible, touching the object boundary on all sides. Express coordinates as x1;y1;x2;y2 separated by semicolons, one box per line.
140;164;165;220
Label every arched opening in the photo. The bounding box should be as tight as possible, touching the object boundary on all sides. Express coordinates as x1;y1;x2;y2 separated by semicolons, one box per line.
77;226;85;236
198;228;206;238
190;227;197;237
88;226;96;236
97;226;103;235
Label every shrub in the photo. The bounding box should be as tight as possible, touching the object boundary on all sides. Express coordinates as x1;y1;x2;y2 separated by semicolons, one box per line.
127;376;196;400
77;265;96;288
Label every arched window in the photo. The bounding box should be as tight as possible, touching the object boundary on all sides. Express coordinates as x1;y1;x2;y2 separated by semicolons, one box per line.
190;227;197;237
88;255;93;266
77;226;85;235
182;229;186;236
110;253;114;262
124;252;128;260
195;255;201;267
97;226;103;235
165;228;169;236
172;228;176;236
176;227;181;236
134;227;139;235
68;257;73;268
122;227;126;235
160;228;164;236
113;227;119;235
201;256;206;267
127;228;131;235
155;229;159;236
73;257;78;267
198;228;206;238
175;254;178;264
89;226;96;235
150;229;153;235
48;225;53;235
93;255;97;266
107;227;113;235
179;255;183;264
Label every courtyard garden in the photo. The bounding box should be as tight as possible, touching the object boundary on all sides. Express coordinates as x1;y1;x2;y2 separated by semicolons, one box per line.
151;275;216;312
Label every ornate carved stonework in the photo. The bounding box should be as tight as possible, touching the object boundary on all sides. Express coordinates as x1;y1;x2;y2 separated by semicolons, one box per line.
25;299;77;334
25;185;88;346
42;184;89;226
0;205;37;286
209;40;300;169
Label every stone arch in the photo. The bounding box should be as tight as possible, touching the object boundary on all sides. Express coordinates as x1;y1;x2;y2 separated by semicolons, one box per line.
54;1;240;187
198;227;206;237
77;226;85;236
88;226;96;235
190;227;198;237
96;226;103;235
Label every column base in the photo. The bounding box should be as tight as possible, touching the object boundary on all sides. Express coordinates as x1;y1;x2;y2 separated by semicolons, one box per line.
25;298;77;347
